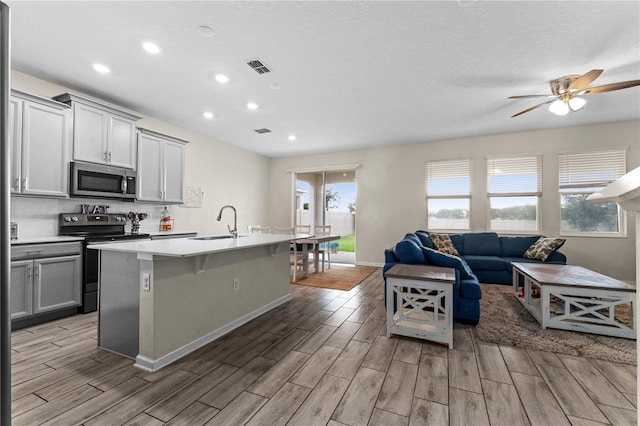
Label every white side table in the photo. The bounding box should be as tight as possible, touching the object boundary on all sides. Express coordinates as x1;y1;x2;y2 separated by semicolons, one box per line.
384;264;456;348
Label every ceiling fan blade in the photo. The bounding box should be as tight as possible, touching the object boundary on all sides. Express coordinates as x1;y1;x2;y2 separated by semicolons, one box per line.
508;94;554;99
568;69;603;92
582;80;640;94
511;99;555;118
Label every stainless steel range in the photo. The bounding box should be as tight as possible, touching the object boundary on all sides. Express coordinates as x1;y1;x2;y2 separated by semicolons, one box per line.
58;213;150;313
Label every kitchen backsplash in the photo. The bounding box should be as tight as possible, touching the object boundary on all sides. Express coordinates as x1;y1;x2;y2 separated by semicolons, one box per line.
11;196;168;237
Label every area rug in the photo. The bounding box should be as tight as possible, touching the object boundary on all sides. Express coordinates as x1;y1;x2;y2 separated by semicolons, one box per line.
292;265;377;291
473;284;637;365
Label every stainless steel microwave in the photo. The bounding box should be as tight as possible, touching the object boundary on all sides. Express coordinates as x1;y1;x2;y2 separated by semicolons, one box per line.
70;161;136;200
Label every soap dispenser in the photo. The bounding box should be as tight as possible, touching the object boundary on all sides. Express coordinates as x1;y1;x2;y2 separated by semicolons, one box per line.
160;206;173;231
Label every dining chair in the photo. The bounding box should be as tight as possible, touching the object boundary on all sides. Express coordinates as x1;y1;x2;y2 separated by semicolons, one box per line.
273;227;308;281
314;224;332;271
295;224;311;235
249;226;271;234
273;227;295;234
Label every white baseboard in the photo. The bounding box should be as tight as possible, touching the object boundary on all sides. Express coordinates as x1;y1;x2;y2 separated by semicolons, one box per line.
134;293;292;372
356;261;384;268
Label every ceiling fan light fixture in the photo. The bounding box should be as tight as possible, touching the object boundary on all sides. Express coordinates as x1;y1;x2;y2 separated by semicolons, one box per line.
568;97;586;111
549;99;569;116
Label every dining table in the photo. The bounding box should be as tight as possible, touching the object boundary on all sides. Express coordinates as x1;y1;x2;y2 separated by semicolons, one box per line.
296;234;341;273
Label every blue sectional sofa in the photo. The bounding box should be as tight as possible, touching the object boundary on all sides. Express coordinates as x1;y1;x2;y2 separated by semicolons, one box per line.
383;231;567;325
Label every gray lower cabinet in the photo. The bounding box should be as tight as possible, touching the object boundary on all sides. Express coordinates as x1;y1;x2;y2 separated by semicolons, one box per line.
10;242;82;322
10;260;32;320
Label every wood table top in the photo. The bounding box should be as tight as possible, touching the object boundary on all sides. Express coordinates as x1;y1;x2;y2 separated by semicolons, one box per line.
385;264;456;283
512;263;635;292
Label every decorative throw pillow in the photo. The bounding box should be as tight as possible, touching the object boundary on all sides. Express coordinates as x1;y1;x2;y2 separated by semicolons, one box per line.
422;247;473;279
428;233;459;256
523;237;566;262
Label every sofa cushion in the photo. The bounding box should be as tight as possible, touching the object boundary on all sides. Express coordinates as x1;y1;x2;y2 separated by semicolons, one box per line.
449;234;464;254
422;247;472;279
459;277;482;300
462;232;501;256
415;230;434;249
462;255;508;271
393;239;425;264
524;237;566;261
500;236;541;257
502;257;548;274
429;233;459;256
403;233;422;248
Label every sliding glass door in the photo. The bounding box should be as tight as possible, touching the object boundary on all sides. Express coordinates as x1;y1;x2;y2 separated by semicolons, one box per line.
293;169;356;264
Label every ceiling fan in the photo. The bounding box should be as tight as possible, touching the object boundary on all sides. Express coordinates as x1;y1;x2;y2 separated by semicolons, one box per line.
509;69;640;118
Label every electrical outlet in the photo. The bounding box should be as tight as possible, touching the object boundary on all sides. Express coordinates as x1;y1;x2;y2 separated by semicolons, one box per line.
233;277;240;292
142;273;151;291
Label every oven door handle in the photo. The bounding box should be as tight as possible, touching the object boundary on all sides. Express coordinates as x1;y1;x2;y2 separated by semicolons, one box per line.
122;178;127;195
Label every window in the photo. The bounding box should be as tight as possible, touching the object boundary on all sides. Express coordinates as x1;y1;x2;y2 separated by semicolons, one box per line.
559;149;626;236
487;155;542;232
426;159;471;230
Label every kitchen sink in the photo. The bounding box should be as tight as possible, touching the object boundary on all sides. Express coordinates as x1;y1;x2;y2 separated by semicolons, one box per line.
190;235;244;240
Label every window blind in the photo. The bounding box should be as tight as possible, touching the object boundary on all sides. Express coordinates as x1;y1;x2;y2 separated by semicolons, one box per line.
425;159;472;197
487;155;541;195
559;149;626;188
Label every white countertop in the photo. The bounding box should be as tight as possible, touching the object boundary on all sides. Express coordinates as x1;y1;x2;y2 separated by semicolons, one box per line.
148;230;198;238
11;236;85;245
87;233;301;257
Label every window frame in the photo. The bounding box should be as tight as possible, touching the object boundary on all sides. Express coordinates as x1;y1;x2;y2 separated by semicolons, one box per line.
558;148;627;238
486;154;542;234
425;158;472;232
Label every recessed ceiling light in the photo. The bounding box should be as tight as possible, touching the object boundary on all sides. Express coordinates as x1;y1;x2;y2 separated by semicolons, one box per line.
203;111;214;119
247;102;259;110
142;42;160;54
92;63;110;74
198;25;215;38
215;74;229;84
288;135;296;141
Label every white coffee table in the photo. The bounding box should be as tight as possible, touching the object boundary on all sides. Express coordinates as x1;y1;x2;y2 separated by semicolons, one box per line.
384;264;455;348
512;263;636;339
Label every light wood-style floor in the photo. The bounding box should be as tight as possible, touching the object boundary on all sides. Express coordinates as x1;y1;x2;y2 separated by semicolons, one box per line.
10;269;638;425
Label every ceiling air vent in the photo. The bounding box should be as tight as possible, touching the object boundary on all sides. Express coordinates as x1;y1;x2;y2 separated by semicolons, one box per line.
254;128;271;134
247;59;271;74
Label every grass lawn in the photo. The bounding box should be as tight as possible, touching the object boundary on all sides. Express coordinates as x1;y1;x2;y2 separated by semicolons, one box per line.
335;235;355;252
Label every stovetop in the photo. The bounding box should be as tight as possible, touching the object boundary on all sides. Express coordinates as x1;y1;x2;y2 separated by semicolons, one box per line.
58;213;150;241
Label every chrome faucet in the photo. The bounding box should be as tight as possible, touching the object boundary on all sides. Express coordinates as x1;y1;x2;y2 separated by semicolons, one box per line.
216;205;238;239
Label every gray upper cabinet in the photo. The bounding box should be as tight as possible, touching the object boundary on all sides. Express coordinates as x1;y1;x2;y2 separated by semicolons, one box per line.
53;93;141;169
137;128;187;204
10;90;71;197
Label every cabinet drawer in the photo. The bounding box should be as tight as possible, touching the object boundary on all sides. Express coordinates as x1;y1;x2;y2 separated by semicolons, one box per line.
12;242;82;260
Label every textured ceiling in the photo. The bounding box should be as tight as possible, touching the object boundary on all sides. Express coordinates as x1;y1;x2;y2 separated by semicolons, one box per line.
7;1;640;158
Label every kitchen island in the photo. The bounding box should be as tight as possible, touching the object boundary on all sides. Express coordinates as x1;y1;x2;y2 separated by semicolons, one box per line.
88;234;295;371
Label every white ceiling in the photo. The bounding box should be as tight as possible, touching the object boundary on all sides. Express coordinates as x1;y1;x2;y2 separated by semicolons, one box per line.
7;1;640;158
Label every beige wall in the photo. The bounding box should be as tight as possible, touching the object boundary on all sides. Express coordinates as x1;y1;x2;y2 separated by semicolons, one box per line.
11;70;271;236
269;121;640;282
12;71;638;282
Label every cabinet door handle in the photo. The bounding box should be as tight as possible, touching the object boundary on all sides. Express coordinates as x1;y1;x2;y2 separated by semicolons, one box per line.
34;264;40;279
15;176;20;190
108;152;112;163
104;151;109;162
22;177;27;189
27;264;32;279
